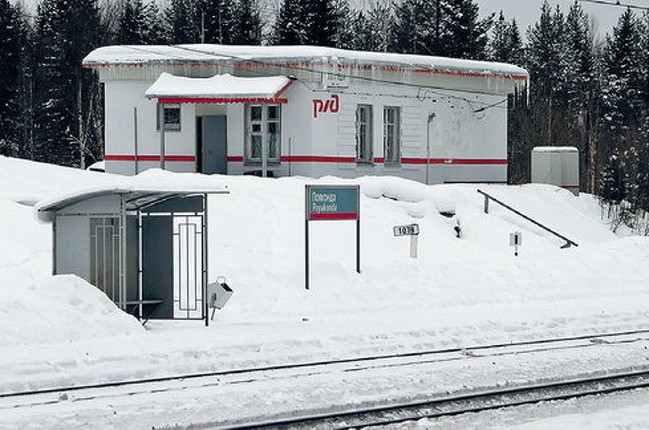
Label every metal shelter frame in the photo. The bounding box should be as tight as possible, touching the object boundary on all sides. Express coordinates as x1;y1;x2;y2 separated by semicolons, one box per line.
38;188;228;325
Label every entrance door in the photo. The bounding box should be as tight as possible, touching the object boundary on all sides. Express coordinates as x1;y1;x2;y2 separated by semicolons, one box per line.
140;196;206;320
200;115;228;174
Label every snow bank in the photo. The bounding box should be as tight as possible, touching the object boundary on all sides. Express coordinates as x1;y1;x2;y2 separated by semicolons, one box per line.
0;196;143;347
1;156;649;393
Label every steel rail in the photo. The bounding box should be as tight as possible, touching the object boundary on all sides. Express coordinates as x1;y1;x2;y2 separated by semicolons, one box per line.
2;327;649;400
221;368;649;430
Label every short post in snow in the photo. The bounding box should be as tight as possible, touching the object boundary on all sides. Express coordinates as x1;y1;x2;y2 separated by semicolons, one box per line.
510;231;522;256
393;223;420;258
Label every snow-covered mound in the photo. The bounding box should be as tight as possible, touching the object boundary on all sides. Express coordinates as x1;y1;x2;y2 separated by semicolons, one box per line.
0;195;144;346
1;156;649;392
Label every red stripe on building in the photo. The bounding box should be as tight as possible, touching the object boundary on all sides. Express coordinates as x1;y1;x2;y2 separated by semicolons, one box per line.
105;155;196;162
273;80;294;98
309;213;359;221
109;155;506;166
157;97;288;104
280;155;357;163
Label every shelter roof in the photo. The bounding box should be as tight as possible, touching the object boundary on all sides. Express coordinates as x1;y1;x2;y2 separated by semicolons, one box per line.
35;186;228;223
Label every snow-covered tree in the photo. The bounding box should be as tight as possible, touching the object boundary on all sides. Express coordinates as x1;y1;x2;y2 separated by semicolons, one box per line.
273;0;339;47
601;8;644;130
489;12;523;66
391;0;490;59
200;0;235;44
231;0;262;45
34;0;103;168
117;0;164;45
165;0;201;43
0;0;24;156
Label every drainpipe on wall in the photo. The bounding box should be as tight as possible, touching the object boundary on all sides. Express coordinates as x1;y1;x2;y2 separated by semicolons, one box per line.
426;113;436;185
134;107;139;174
158;102;166;170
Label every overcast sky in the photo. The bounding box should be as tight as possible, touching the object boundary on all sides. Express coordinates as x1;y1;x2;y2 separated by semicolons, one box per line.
477;0;649;38
12;0;649;39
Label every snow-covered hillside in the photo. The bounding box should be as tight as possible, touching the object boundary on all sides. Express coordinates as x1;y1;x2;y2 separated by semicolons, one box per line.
1;155;649;394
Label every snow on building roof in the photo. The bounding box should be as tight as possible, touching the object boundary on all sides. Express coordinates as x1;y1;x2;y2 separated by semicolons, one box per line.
83;44;529;81
145;73;292;103
533;147;579;153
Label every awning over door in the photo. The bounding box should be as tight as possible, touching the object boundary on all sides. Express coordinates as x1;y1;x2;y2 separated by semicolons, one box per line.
145;72;293;104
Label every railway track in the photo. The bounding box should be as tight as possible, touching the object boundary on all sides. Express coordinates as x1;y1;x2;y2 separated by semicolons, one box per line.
221;368;649;429
3;327;649;400
2;328;649;428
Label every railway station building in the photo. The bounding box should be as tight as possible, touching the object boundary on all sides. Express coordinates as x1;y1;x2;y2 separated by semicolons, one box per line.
83;44;528;184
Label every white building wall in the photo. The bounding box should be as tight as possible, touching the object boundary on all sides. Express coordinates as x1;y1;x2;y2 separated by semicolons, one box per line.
101;67;509;184
105;80;197;175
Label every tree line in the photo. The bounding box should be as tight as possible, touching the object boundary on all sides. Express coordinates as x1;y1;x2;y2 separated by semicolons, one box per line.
0;0;648;230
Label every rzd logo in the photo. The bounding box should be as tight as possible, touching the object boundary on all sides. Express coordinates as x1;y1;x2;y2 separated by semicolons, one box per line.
312;94;340;118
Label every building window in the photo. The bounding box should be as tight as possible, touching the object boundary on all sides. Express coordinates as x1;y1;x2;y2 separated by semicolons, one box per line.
383;106;401;165
246;104;281;163
356;104;373;163
157;103;181;131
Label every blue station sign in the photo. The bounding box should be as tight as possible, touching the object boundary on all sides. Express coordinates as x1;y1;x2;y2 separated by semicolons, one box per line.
305;185;360;221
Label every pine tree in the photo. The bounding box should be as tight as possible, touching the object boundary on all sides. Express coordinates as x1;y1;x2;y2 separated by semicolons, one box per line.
273;0;305;45
364;0;394;52
489;12;524;66
200;0;236;44
231;0;262;45
273;0;339;47
165;0;201;43
444;0;492;60
0;0;23;156
34;0;103;168
118;0;164;45
601;8;644;130
391;0;490;59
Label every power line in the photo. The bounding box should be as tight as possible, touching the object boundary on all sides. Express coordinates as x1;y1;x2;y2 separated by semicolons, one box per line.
172;45;518;109
577;0;649;11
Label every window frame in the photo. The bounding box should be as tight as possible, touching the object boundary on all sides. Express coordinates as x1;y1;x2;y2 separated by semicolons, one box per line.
245;104;282;164
355;104;373;164
156;103;181;132
383;106;401;166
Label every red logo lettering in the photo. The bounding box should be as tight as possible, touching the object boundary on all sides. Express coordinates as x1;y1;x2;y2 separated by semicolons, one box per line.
312;94;340;118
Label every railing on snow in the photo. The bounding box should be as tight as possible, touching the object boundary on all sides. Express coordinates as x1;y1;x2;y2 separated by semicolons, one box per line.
477;189;579;249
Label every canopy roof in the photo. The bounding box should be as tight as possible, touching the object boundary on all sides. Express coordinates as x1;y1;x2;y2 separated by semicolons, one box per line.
145;73;293;104
36;186;228;223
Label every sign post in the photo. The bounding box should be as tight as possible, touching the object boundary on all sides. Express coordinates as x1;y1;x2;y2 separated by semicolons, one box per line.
510;231;522;256
305;185;360;290
393;223;420;258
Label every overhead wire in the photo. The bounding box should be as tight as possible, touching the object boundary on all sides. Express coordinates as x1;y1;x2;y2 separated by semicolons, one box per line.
170;45;518;112
577;0;649;11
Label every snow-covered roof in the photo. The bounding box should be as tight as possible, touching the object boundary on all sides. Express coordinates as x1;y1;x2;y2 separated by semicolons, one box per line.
83;44;529;81
145;73;292;103
533;147;579;153
36;186;228;223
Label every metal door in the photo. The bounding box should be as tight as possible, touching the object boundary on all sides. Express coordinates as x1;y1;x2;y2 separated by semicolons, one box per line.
201;115;228;174
140;196;206;320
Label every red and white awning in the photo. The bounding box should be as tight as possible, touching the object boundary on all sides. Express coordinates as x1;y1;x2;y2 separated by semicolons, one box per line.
145;72;293;104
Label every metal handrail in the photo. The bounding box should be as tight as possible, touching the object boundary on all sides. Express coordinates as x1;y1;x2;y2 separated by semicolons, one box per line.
477;189;579;249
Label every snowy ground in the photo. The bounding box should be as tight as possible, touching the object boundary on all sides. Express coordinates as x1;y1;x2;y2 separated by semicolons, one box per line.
1;155;649;427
